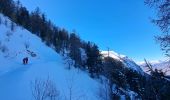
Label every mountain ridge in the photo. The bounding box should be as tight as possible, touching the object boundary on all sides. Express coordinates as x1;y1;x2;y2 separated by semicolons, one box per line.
101;50;144;74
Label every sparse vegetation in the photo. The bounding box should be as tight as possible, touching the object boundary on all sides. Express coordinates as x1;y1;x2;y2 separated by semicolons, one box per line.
30;78;60;100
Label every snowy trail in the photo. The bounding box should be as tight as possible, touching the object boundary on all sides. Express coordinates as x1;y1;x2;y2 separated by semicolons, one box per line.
0;60;43;99
0;59;100;100
0;61;59;100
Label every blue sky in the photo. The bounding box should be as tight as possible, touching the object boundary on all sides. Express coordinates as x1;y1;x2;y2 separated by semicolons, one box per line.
18;0;165;62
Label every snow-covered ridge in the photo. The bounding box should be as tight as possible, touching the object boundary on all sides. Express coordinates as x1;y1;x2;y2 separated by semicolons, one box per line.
101;51;126;59
101;50;144;74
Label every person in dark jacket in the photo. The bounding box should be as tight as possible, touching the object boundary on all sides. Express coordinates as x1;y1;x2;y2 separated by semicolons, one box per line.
23;57;28;64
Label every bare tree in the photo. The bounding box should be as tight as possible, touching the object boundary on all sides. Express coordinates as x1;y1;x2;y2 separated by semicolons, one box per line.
144;59;154;73
65;74;75;100
64;73;87;100
144;59;169;78
30;78;60;100
145;0;170;33
145;0;170;56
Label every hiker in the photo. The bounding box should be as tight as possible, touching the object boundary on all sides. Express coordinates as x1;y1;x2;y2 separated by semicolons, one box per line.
23;57;28;64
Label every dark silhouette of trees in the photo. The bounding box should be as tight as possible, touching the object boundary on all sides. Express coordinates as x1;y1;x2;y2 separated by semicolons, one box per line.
69;33;82;67
85;42;103;78
142;59;170;100
0;0;15;19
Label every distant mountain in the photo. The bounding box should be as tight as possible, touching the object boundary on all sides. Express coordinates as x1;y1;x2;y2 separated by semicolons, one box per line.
138;60;170;75
101;51;144;74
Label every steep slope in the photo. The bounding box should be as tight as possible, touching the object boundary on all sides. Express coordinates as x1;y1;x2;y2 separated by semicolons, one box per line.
0;14;101;100
101;51;144;74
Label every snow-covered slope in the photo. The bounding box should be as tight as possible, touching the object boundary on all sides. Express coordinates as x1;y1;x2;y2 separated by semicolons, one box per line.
0;14;101;100
101;51;144;74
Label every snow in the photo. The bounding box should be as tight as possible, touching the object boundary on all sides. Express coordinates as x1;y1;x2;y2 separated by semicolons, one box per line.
112;84;139;100
122;57;144;75
101;51;144;74
101;51;126;60
0;14;101;100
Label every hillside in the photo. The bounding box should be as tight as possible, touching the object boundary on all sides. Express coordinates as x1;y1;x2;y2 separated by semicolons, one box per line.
1;0;170;99
0;14;102;100
0;11;151;100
